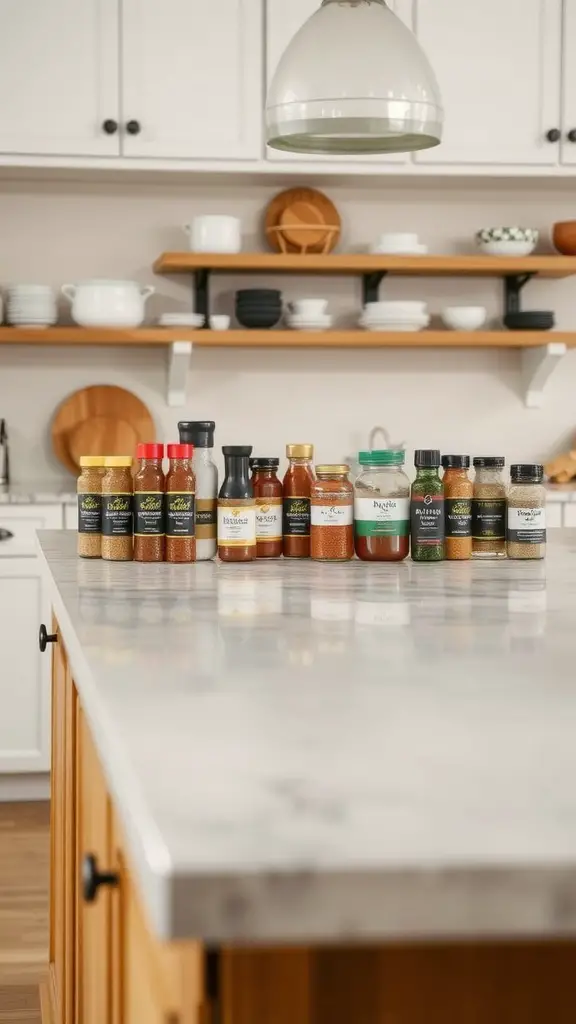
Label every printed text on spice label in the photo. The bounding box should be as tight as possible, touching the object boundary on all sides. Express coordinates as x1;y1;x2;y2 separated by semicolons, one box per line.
354;496;409;537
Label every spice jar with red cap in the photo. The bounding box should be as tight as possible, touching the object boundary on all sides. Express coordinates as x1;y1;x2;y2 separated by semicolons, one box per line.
166;444;196;563
134;443;165;562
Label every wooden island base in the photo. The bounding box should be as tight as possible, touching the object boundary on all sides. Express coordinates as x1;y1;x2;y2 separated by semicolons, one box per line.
44;620;576;1024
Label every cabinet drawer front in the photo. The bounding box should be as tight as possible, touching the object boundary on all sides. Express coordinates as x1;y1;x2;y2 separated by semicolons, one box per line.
0;505;63;557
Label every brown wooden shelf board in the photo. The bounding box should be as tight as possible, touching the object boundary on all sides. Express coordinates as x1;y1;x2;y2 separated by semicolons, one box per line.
0;327;192;346
154;252;576;279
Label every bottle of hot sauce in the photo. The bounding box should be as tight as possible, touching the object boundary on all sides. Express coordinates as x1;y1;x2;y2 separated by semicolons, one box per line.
282;444;315;558
252;458;282;558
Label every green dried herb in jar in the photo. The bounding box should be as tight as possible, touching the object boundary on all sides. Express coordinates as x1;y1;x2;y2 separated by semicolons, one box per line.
410;449;444;562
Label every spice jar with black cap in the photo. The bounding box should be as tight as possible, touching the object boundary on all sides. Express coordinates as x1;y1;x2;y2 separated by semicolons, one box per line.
218;446;256;562
442;455;473;560
472;457;507;558
410;450;444;562
178;421;217;560
252;458;283;558
507;464;546;560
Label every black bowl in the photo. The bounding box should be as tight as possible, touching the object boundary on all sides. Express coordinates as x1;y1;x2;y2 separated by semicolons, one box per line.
236;308;282;329
236;289;282;301
504;311;555;331
236;299;282;310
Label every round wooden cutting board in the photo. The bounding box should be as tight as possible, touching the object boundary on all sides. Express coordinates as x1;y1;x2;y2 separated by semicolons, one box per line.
51;385;156;475
265;187;341;253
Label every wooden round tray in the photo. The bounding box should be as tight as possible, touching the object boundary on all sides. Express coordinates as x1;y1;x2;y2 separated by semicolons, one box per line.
264;187;341;254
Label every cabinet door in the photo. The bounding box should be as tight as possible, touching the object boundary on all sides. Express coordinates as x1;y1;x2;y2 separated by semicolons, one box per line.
0;559;51;772
266;0;411;164
0;0;119;157
77;709;113;1024
414;0;562;167
561;0;576;164
121;0;262;160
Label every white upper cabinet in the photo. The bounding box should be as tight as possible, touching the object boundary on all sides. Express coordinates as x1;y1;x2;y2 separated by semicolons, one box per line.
414;0;563;167
0;0;119;157
561;0;576;165
265;0;412;163
121;0;262;160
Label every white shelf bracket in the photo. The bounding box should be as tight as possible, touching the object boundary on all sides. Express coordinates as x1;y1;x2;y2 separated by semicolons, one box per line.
521;342;567;408
167;340;193;407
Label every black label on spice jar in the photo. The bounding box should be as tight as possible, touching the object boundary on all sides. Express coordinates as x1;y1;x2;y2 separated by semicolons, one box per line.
134;492;164;536
78;493;102;534
166;492;195;537
102;493;133;537
445;497;472;539
472;498;506;540
410;494;445;545
283;496;311;537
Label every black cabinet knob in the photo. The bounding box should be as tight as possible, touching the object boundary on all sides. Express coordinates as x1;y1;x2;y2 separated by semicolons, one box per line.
568;129;576;143
546;128;561;142
126;120;141;135
38;624;57;653
82;853;119;903
0;528;13;542
102;119;118;135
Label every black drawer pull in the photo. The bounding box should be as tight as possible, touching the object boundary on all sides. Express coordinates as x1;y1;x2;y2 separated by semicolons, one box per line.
82;853;119;903
39;623;57;652
0;528;13;541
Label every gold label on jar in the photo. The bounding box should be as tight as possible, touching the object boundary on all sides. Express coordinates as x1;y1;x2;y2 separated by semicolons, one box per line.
218;502;256;547
256;497;282;541
196;498;217;540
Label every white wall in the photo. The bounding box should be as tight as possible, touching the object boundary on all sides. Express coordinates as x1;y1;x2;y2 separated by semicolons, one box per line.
0;175;575;482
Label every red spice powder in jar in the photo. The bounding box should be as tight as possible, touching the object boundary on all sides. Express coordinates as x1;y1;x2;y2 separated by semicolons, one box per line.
283;444;315;558
310;465;354;561
252;457;283;558
133;443;165;562
165;444;196;563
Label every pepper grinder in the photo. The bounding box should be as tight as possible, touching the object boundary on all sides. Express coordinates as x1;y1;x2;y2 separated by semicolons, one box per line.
0;419;9;486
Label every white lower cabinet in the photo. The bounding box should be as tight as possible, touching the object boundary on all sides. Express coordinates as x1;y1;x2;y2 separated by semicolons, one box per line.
0;504;63;774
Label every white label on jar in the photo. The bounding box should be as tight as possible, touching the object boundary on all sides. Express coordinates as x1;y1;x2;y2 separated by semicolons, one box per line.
354;496;410;522
217;506;256;546
255;499;282;540
311;504;353;527
507;506;546;544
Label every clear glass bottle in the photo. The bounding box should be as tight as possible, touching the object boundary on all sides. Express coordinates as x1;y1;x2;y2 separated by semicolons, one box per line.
410;450;444;562
507;464;546;560
77;455;105;558
178;421;217;560
101;457;133;561
442;455;473;561
354;450;410;561
472;457;507;559
311;465;354;561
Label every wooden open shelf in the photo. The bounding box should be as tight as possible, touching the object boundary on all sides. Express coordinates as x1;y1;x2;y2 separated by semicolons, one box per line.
154;252;576;278
0;327;573;348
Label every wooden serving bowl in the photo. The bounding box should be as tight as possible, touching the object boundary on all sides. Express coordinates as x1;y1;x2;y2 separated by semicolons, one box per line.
552;221;576;255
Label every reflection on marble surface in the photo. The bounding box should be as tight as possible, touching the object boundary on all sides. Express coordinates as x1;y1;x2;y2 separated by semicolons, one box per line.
38;531;576;944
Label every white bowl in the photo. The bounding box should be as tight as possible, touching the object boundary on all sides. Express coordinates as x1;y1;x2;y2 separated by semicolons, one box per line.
371;243;428;255
375;232;419;249
288;299;328;316
477;239;536;257
209;314;231;331
158;313;205;328
364;301;427;315
361;320;429;333
441;306;487;331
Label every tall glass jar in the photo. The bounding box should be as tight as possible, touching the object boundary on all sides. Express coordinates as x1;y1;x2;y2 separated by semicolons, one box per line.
311;465;354;561
178;421;217;560
283;444;315;558
507;464;546;560
77;455;105;558
354;450;410;561
166;444;196;563
134;443;165;563
410;450;444;562
101;457;133;561
472;457;507;558
442;455;473;561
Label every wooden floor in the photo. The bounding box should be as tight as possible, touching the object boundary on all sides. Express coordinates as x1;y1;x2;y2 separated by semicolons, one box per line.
0;803;49;1023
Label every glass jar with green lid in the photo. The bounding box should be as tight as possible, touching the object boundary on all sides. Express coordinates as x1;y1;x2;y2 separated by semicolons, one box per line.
354;450;410;561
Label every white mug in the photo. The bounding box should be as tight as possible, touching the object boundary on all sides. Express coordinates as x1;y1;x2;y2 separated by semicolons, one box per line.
183;216;241;253
288;299;328;316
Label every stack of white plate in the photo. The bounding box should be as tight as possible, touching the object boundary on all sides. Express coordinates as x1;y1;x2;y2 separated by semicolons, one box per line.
286;312;333;332
158;312;205;328
7;285;57;327
360;301;430;332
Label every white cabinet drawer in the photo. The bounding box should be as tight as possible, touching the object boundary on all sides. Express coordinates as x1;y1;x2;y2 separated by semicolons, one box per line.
64;503;77;531
0;505;63;557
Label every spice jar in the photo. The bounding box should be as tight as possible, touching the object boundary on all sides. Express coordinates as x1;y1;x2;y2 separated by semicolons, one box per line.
134;443;165;563
311;465;354;561
410;450;444;562
166;444;196;563
77;456;105;558
101;456;133;561
442;455;473;561
354;450;410;561
472;457;507;558
283;444;315;558
252;458;283;558
218;446;256;562
507;464;546;560
178;421;218;560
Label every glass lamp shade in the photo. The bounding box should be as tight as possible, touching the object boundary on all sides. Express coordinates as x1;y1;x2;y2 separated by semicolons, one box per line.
266;0;443;155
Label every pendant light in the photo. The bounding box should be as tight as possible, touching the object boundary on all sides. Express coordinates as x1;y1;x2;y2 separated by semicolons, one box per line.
266;0;443;155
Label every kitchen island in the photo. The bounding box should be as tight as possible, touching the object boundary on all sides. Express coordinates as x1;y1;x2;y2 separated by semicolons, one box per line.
38;531;576;1024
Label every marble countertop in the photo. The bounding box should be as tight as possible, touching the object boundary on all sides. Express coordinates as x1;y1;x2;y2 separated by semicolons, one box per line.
0;481;76;504
38;531;576;944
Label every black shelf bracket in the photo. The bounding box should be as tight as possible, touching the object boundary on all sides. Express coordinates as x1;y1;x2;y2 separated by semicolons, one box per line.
362;271;388;306
503;273;535;317
193;268;210;326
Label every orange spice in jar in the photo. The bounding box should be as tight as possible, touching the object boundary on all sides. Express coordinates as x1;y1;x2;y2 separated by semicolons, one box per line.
283;444;315;558
311;465;354;561
165;444;196;563
442;455;473;560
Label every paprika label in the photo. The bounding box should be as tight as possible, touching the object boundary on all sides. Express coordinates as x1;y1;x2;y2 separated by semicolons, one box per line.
134;492;164;536
166;492;195;538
